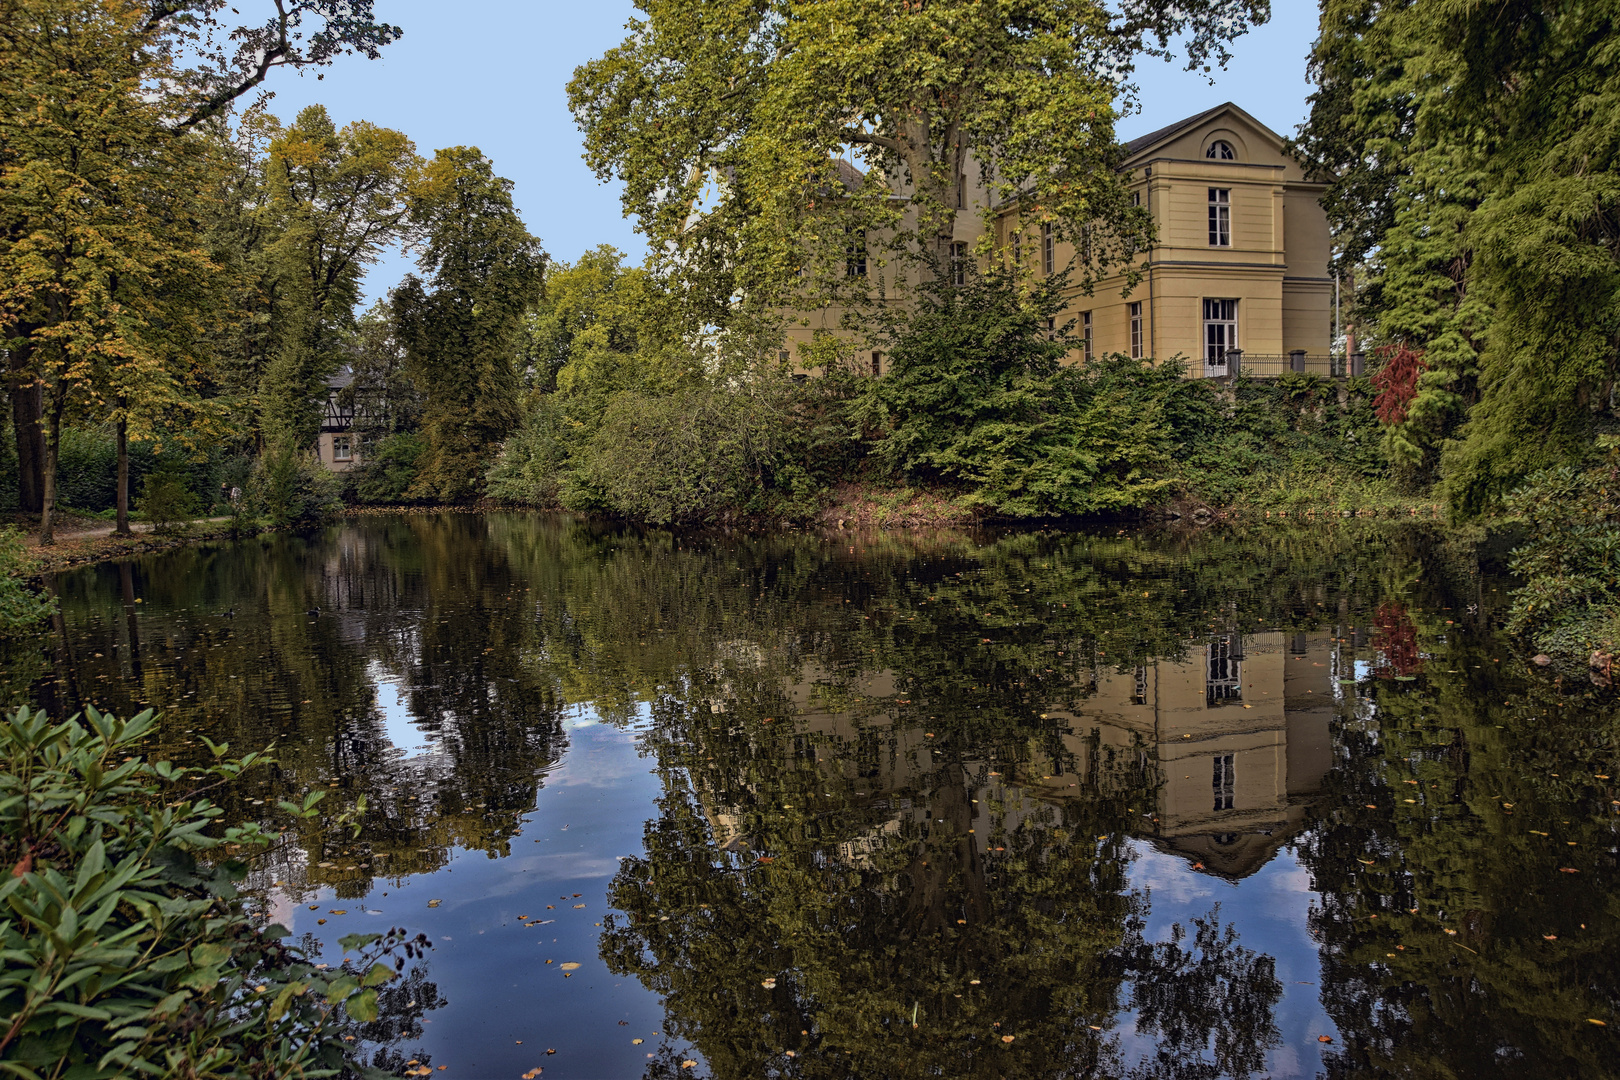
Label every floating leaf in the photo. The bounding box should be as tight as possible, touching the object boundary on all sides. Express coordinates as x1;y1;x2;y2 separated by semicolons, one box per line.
559;962;581;971
1001;1035;1015;1043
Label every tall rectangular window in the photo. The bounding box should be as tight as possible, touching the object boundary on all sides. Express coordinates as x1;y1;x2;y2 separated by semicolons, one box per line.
1212;754;1235;811
949;241;967;286
1042;222;1054;275
1208;188;1231;246
1133;664;1148;706
957;173;967;209
1128;302;1144;359
1081;311;1093;362
1012;232;1022;269
846;228;866;277
1206;635;1243;705
1203;299;1238;371
871;351;883;377
1131;189;1141;208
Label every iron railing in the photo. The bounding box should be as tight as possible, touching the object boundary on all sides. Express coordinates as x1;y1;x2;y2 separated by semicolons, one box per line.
1201;351;1367;380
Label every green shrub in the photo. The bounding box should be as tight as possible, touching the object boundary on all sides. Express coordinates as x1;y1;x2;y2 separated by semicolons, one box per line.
1503;438;1620;663
576;385;798;525
0;527;52;635
137;459;199;533
485;397;571;507
353;432;427;505
0;704;426;1078
852;273;1181;517
248;444;341;527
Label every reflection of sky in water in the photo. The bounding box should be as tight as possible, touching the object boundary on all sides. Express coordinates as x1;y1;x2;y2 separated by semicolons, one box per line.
1124;841;1334;1080
370;661;435;758
289;707;694;1080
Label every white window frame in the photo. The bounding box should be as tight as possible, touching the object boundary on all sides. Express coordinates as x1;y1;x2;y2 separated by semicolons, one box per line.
949;241;967;286
1128;301;1144;359
1203;298;1238;376
1208;188;1231;247
1212;754;1236;810
333;435;353;462
1207;140;1236;161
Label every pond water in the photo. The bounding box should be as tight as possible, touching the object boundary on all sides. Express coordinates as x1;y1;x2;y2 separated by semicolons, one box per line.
10;514;1620;1080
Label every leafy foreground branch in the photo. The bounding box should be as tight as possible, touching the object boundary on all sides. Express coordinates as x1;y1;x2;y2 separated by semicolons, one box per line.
0;705;428;1079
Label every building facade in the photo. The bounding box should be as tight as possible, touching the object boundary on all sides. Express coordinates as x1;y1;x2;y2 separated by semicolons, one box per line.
1034;102;1334;376
782;102;1334;379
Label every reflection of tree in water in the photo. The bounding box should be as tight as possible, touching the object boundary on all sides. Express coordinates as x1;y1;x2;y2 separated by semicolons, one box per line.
599;646;1285;1080
1295;626;1620;1080
1118;908;1281;1080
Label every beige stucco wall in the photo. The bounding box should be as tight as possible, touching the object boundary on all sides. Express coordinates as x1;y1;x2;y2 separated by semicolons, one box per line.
316;432;359;473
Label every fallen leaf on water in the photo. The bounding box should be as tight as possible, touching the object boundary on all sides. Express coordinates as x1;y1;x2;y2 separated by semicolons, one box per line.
1560;868;1580;874
1365;804;1378;809
785;1050;796;1057
1191;862;1204;870
1444;929;1457;935
1358;859;1375;865
1588;1019;1607;1026
572;904;586;909
632;1039;644;1045
522;1070;541;1079
1544;935;1558;940
330;910;346;915
682;1061;697;1069
317;919;326;925
427;900;441;908
762;978;777;989
1001;1035;1015;1044
559;962;581;971
1318;1035;1333;1044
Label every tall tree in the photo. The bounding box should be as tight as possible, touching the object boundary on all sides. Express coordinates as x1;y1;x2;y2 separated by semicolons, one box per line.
0;0;221;543
1299;0;1620;513
0;0;401;516
568;0;1267;341
391;147;544;501
259;105;418;450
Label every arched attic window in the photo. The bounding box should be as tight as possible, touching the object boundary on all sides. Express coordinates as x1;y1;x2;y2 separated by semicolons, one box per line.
1207;140;1236;160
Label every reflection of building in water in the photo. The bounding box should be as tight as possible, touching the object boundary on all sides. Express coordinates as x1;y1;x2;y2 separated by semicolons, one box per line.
690;633;1338;881
1033;631;1336;877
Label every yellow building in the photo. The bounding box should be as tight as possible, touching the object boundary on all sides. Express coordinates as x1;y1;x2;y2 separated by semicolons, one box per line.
1040;102;1335;377
783;103;1334;380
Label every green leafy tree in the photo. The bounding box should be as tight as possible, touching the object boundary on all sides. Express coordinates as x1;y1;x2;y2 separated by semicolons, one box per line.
568;0;1268;338
1298;0;1620;512
0;0;402;518
391;147;543;500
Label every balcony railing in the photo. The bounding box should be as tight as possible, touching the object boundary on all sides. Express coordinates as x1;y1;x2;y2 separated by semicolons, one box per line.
1203;351;1367;380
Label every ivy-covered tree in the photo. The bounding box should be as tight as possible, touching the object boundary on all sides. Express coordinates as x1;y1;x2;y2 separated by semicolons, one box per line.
1297;0;1620;512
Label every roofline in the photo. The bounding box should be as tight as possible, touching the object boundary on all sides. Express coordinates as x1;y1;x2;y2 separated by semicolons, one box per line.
1121;102;1288;164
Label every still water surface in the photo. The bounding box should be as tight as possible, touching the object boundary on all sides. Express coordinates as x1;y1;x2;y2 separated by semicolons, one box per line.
11;514;1620;1079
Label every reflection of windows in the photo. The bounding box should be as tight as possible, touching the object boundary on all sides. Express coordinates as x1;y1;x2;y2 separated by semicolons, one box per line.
1129;302;1145;359
1133;664;1148;705
949;241;968;286
1213;832;1239;846
1207;140;1236;160
333;435;352;462
1206;634;1243;705
1208;188;1231;246
1213;754;1235;811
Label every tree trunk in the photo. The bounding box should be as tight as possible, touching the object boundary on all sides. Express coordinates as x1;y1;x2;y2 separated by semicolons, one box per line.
10;378;44;514
38;390;64;546
115;415;131;536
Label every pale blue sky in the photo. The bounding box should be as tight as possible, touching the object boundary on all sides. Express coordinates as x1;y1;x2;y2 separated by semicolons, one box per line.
259;0;1322;305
